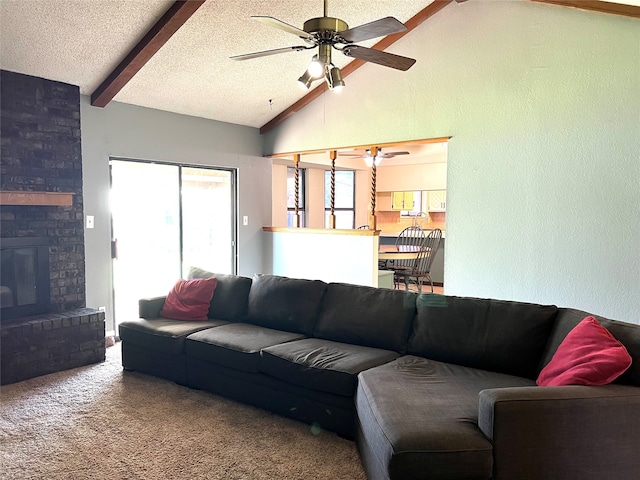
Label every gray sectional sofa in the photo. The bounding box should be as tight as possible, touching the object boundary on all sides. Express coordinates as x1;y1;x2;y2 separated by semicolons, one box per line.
118;271;640;480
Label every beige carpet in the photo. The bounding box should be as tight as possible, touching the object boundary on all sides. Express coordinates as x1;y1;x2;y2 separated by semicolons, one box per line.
0;343;366;479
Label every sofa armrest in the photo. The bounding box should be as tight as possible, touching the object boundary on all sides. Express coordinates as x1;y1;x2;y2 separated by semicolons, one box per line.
138;296;167;319
478;385;640;480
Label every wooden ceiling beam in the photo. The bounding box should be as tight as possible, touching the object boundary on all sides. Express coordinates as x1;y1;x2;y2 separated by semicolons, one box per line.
530;0;640;18
91;0;206;108
259;0;455;135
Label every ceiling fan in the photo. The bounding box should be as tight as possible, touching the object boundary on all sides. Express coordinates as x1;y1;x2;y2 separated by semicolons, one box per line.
230;0;416;92
340;148;410;166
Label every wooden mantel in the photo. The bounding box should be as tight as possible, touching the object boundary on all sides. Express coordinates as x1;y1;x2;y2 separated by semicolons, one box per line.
0;191;74;207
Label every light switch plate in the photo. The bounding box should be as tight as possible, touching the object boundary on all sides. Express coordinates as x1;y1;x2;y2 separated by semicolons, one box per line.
242;216;249;226
86;215;94;229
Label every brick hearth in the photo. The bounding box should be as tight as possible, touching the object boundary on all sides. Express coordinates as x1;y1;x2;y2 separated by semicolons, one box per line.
1;309;105;385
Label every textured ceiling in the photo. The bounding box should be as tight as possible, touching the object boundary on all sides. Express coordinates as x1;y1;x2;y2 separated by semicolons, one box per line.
2;0;637;130
0;0;432;128
0;0;174;96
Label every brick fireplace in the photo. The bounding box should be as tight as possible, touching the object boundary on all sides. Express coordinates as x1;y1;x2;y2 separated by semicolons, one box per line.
1;70;105;385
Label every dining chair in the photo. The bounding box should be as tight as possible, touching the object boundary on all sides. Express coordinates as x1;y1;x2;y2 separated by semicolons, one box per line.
380;225;425;271
390;226;426;271
394;228;442;293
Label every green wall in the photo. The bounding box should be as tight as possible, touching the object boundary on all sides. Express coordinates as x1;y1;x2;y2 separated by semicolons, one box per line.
263;0;640;323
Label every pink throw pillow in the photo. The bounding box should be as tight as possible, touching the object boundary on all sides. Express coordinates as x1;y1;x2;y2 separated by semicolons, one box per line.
537;316;632;386
160;277;218;321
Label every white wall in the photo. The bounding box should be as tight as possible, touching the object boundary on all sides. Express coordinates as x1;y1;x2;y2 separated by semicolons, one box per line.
81;98;270;332
264;230;379;286
263;1;640;324
376;163;447;192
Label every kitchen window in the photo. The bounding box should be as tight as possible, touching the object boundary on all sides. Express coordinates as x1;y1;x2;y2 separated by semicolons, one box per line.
324;170;355;229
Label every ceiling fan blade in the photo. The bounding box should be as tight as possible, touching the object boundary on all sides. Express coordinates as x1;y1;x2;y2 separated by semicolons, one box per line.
342;45;416;71
339;17;407;43
230;46;310;61
252;16;314;41
382;151;410;157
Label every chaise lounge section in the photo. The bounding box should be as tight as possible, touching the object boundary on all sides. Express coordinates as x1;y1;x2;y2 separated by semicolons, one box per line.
118;271;640;480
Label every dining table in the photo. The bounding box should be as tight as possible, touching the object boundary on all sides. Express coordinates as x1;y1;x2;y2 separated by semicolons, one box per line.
378;244;422;261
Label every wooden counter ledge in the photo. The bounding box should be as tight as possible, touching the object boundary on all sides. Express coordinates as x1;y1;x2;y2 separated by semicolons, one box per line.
263;227;380;236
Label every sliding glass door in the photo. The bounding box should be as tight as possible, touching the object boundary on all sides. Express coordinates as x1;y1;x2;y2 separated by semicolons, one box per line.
110;160;236;327
181;167;234;276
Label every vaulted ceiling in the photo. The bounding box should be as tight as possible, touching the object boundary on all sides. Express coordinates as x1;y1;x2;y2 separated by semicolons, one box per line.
1;0;638;134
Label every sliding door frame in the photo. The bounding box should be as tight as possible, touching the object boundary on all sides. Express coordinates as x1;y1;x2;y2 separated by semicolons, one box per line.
109;157;238;326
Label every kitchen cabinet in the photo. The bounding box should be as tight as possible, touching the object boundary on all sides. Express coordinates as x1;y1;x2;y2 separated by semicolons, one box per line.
376;192;393;211
392;191;414;210
376;191;415;211
428;190;446;212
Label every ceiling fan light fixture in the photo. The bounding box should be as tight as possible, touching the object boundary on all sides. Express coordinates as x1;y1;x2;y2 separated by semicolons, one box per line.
308;43;332;79
233;8;416;94
364;155;382;167
326;65;345;92
307;55;325;79
363;149;382;167
297;70;314;89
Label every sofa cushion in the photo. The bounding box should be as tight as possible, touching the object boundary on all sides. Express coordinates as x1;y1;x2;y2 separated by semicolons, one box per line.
407;295;558;379
260;338;399;397
314;283;417;353
245;274;327;335
118;318;228;356
356;356;535;480
537;316;632;386
187;267;252;322
541;308;640;386
160;277;218;321
185;323;306;373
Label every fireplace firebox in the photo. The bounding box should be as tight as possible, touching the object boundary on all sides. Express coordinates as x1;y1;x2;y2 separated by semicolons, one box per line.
0;237;51;322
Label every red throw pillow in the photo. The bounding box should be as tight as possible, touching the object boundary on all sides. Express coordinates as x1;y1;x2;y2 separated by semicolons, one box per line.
537;316;632;386
159;277;218;321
